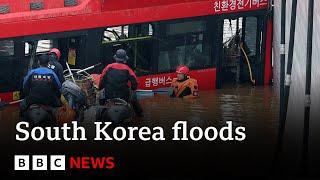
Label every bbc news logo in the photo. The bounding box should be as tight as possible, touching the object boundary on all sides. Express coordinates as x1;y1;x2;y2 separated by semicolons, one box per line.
14;155;115;171
14;155;65;170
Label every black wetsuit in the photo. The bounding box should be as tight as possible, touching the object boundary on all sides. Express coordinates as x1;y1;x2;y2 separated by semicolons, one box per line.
99;62;142;115
23;67;62;107
48;58;65;84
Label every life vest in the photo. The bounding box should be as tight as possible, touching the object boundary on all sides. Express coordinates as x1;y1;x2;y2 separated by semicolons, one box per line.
55;104;77;125
171;77;199;99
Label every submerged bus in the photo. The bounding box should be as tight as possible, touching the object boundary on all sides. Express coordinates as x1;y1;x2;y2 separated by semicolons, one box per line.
0;0;272;102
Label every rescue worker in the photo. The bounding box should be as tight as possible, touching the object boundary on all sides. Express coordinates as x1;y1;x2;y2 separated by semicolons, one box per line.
170;65;199;99
99;49;143;116
48;48;65;83
22;54;62;109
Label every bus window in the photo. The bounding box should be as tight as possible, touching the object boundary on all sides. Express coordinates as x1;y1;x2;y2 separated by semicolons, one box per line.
0;40;14;56
101;24;155;76
0;40;16;92
103;26;129;41
100;18;214;77
158;19;212;73
244;17;257;57
25;40;53;54
222;18;243;83
127;23;154;76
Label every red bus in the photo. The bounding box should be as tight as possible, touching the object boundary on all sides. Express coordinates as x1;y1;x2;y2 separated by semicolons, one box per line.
0;0;272;102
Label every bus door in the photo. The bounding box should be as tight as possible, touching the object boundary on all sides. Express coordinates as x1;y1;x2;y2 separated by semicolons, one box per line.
61;28;103;71
58;37;83;69
217;12;268;88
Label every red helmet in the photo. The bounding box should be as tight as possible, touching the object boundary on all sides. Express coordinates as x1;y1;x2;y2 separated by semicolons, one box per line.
49;48;61;59
176;65;190;75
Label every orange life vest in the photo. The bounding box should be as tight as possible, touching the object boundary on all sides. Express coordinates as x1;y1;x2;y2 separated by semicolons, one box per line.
55;105;77;125
171;77;199;99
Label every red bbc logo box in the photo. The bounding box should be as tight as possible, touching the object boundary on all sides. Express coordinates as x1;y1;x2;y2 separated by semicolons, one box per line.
14;155;65;170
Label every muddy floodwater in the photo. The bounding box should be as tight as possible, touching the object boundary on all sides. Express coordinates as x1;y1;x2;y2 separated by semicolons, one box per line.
0;85;279;129
138;85;278;131
0;86;279;127
0;85;279;177
0;84;279;147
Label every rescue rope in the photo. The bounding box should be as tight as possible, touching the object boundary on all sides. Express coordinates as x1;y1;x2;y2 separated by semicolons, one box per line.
240;43;256;85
